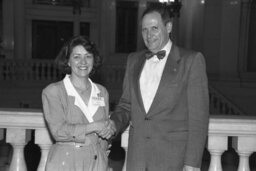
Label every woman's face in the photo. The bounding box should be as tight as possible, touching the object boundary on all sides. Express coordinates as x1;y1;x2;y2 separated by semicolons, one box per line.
68;45;94;79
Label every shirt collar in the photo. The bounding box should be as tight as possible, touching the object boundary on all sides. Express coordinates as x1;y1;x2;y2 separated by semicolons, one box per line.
162;39;172;58
150;39;172;62
64;75;100;97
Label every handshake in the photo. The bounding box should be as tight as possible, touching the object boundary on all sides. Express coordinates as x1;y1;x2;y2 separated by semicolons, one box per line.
92;119;117;140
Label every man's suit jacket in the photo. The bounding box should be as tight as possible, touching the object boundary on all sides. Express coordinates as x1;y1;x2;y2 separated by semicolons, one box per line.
111;44;209;171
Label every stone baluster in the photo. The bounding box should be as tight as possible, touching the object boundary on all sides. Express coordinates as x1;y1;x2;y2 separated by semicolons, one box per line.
4;61;10;81
0;62;3;80
35;63;40;81
0;129;4;140
121;127;129;171
23;62;29;81
207;135;228;171
40;62;45;81
52;63;57;80
35;128;52;171
233;136;256;171
28;62;33;80
6;128;29;171
46;62;51;81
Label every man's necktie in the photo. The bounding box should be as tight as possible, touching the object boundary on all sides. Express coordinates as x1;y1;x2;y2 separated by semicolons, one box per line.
145;50;166;60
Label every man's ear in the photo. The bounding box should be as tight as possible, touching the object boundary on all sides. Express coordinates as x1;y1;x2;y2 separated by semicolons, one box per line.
166;21;172;34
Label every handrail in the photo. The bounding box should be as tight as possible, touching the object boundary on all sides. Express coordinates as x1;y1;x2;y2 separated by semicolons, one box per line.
0;108;45;129
209;86;246;115
209;115;256;135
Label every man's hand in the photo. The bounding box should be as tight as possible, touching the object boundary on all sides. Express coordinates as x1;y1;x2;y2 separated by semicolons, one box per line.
97;119;116;139
183;165;200;171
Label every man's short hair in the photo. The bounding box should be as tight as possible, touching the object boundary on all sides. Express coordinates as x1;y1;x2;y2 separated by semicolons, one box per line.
142;3;173;25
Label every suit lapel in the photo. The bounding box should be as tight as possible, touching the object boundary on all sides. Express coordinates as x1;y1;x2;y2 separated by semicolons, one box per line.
147;45;181;116
133;51;147;113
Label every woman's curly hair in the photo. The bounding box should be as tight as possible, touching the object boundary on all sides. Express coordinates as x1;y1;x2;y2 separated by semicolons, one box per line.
55;35;102;76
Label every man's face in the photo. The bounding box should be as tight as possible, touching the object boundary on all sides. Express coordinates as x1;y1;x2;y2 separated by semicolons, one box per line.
141;11;172;53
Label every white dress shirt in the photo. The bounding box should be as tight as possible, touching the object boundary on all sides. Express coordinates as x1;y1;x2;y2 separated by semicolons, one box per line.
140;40;172;113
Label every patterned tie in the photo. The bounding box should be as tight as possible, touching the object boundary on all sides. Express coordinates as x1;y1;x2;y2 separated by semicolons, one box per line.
145;50;166;60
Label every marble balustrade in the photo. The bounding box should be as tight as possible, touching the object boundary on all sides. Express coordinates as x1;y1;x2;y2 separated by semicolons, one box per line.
121;115;256;171
0;110;256;171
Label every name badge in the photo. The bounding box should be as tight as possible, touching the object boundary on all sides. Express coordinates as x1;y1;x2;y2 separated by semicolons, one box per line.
92;96;105;106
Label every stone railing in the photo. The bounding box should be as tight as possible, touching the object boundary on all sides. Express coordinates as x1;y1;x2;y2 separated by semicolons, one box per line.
0;59;125;108
0;108;52;171
209;86;246;115
0;59;62;81
0;59;125;83
121;115;256;171
0;109;256;171
207;115;256;171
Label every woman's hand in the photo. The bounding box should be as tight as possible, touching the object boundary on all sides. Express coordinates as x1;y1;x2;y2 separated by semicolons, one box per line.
95;119;116;139
91;120;108;132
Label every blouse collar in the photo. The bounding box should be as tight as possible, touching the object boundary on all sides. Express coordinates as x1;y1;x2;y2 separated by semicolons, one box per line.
63;74;100;122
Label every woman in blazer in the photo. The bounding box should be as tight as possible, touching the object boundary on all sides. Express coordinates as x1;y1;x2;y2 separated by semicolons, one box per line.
42;36;114;171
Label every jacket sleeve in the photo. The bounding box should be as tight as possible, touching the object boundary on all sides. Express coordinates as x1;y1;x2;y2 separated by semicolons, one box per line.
42;85;88;143
100;85;110;150
185;52;209;167
110;54;133;135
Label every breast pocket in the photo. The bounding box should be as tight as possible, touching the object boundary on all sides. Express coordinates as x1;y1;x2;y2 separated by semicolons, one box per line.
166;131;188;141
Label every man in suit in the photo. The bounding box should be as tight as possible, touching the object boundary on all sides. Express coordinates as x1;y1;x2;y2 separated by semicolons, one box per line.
103;4;209;171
